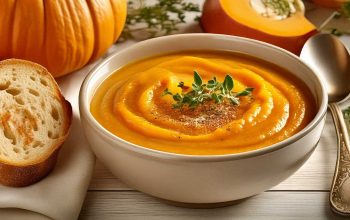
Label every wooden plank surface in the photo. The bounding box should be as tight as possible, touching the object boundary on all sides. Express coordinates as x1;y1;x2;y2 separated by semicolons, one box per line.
80;191;348;220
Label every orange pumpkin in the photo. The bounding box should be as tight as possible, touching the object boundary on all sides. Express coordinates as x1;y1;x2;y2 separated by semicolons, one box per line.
201;0;317;55
0;0;127;78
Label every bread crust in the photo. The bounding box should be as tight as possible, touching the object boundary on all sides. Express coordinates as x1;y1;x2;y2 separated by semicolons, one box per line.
0;148;60;187
0;59;72;187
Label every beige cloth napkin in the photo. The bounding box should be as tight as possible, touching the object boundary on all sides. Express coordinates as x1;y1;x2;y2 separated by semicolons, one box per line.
0;63;96;220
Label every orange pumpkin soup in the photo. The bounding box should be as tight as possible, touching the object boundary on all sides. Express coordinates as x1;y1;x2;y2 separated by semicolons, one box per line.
90;51;316;155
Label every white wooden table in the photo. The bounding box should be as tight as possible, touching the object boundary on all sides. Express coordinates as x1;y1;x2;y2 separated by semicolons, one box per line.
78;114;349;220
78;1;350;219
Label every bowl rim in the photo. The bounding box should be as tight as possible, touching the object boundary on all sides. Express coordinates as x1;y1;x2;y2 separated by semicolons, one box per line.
79;33;328;162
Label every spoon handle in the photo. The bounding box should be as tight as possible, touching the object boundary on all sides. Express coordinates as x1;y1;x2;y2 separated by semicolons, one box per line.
329;103;350;216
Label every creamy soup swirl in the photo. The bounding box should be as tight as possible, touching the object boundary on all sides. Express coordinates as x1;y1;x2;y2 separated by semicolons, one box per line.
91;52;316;155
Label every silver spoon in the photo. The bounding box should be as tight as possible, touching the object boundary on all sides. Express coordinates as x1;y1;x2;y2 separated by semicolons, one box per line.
300;33;350;216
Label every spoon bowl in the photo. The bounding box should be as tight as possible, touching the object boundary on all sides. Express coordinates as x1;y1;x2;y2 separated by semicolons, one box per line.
300;34;350;102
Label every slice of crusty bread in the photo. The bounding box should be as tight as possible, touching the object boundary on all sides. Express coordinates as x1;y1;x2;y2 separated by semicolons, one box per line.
0;59;72;187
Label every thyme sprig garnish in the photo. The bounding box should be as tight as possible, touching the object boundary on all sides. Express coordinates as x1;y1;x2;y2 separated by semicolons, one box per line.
120;0;200;41
162;71;254;109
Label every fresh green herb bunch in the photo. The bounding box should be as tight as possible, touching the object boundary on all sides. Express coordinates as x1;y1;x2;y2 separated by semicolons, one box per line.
262;0;293;17
341;1;350;18
162;71;254;109
121;0;200;41
325;1;350;36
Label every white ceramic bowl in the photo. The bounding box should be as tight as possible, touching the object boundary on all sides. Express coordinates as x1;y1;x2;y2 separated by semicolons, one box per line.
79;34;328;205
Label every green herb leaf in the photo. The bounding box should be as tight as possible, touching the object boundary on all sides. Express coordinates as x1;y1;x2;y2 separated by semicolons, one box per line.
173;93;182;101
223;75;234;91
178;82;185;88
193;71;202;86
162;71;254;109
162;88;173;96
189;100;199;108
230;97;239;105
236;87;254;97
211;93;220;103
